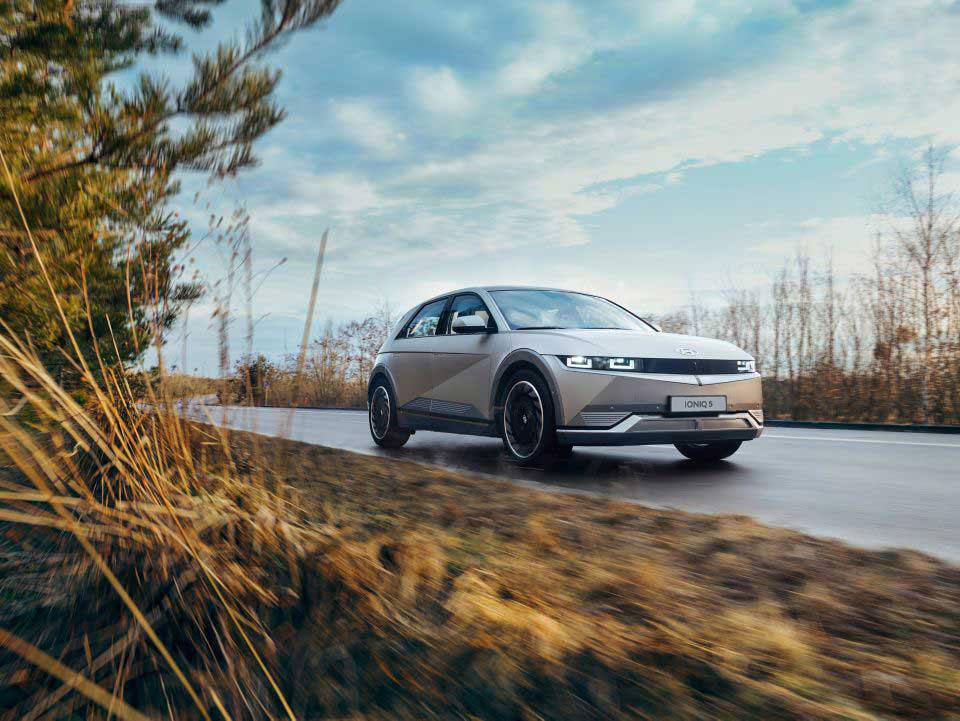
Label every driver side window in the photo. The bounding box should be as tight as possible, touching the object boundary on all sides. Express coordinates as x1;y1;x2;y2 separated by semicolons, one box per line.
445;294;495;334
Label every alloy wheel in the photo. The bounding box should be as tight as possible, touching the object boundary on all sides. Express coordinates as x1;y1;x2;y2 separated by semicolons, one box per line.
370;386;391;440
504;380;544;459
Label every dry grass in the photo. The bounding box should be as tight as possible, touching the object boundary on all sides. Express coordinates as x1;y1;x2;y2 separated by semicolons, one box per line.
0;324;328;720
180;432;960;720
2;367;959;719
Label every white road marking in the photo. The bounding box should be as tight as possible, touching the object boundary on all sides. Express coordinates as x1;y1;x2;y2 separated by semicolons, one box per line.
763;433;960;448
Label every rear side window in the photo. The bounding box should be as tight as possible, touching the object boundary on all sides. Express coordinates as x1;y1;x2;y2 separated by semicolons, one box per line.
445;294;496;333
404;298;447;338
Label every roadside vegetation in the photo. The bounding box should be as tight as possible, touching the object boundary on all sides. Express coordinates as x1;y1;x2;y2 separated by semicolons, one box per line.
2;351;958;719
130;371;218;400
221;307;394;409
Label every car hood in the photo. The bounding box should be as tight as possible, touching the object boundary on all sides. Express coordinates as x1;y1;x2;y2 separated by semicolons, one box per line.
512;329;751;360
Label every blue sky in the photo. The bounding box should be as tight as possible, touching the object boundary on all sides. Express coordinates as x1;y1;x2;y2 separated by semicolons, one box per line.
155;0;960;373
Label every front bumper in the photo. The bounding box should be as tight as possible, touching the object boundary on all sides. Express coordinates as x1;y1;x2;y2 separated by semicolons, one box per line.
545;356;763;445
556;411;763;446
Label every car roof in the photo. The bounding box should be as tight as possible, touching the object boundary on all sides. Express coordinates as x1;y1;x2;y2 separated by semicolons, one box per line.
418;285;586;304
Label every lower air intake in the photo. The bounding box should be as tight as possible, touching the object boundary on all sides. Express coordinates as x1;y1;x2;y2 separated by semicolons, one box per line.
579;411;629;427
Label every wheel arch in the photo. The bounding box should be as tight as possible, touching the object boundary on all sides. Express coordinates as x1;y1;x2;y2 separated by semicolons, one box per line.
367;363;399;404
490;350;565;429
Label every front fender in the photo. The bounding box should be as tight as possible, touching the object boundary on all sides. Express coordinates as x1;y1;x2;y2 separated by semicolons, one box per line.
490;349;565;427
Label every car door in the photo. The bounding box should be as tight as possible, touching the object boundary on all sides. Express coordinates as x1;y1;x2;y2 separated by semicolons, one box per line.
390;297;448;412
430;293;505;420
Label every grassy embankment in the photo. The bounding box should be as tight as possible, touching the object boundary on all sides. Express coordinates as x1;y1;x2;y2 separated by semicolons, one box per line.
2;397;958;720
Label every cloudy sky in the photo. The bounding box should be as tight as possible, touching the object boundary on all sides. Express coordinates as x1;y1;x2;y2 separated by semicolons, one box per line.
162;0;960;373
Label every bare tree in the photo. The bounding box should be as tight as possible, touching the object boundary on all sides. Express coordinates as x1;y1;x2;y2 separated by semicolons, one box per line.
883;145;959;420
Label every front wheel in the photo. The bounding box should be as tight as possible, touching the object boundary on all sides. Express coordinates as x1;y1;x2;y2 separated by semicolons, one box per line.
369;382;410;448
674;440;742;462
501;370;557;464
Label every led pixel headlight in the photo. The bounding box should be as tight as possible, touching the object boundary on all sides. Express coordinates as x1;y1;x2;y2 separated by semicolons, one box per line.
561;356;640;371
564;355;594;369
561;356;757;374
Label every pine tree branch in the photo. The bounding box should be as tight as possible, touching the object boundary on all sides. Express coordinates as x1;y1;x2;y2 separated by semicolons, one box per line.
22;0;340;183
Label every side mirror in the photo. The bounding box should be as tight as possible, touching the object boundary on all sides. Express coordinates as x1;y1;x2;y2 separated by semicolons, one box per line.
452;315;489;334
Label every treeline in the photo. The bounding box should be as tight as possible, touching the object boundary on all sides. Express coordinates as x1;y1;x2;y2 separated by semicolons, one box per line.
661;148;960;424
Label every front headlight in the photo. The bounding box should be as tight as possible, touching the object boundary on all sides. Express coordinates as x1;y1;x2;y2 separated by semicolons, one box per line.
560;355;640;371
737;359;756;373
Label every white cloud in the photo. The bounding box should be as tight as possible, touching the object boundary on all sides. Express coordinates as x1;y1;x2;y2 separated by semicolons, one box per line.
408;66;472;115
362;0;960;257
330;99;406;156
936;171;960;195
745;215;885;277
275;170;387;216
495;1;591;96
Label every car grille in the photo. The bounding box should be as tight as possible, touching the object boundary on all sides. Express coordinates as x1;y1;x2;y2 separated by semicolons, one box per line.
642;358;742;374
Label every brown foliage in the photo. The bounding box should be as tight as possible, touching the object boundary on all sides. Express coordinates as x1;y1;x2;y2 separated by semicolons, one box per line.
224;306;395;409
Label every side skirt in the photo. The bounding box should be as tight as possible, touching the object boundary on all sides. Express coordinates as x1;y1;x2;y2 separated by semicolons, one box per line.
397;409;499;438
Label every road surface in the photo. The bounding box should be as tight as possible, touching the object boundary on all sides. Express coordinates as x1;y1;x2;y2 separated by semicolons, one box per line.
190;405;960;562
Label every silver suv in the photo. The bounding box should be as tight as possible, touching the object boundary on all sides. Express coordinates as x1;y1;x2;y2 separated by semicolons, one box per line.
368;287;763;463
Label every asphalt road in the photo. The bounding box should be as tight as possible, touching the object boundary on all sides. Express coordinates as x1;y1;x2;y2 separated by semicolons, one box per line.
191;405;960;562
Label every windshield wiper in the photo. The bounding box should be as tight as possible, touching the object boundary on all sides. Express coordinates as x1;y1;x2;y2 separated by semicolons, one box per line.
515;325;566;330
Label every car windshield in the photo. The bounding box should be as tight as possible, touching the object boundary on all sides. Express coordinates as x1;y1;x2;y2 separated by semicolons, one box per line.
490;290;653;332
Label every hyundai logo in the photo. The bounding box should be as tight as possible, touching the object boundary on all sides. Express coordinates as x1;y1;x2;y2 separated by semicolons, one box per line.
676;346;698;356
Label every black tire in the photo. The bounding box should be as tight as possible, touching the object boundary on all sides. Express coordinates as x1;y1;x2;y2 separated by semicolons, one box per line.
500;370;557;463
674;440;742;462
369;380;410;448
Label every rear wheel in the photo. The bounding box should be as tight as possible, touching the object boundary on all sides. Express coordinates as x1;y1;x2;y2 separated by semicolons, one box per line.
369;381;410;448
501;370;557;464
674;440;742;462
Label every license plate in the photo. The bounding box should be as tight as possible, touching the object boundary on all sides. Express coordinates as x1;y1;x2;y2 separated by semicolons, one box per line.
669;395;726;413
